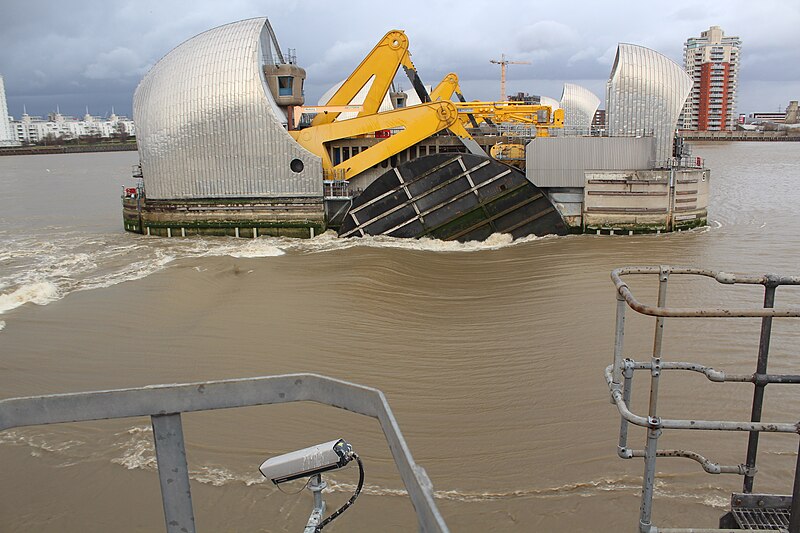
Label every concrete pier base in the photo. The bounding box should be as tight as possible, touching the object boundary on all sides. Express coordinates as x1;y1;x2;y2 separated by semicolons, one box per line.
122;196;325;238
580;168;709;234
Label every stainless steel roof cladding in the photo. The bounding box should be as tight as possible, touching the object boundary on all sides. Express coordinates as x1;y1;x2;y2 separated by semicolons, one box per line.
560;83;601;131
606;44;692;165
133;18;322;200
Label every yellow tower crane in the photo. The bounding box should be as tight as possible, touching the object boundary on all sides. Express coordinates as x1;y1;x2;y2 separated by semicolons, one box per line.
489;54;531;101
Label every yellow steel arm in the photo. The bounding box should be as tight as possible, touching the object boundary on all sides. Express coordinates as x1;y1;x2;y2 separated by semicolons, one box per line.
430;73;482;128
313;30;412;126
291;102;460;180
430;73;461;101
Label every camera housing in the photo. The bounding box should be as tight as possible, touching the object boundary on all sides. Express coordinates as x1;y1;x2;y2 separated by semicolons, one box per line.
259;439;354;484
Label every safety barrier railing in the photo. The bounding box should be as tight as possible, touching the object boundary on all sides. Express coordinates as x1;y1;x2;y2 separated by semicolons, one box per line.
606;266;800;533
323;178;350;199
0;374;448;533
651;156;705;170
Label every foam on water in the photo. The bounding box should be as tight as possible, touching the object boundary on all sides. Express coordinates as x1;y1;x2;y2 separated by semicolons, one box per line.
80;249;176;292
191;465;245;486
288;230;540;255
0;218;710;319
0;232;172;315
204;239;286;258
0;227;555;317
0;429;86;455
110;426;156;470
0;281;61;313
0;423;735;511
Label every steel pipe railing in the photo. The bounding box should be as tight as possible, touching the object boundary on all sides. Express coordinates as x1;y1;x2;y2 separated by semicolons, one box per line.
607;266;800;533
0;373;449;533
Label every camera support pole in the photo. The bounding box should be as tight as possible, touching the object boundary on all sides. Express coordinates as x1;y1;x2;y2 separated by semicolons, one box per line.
304;474;327;533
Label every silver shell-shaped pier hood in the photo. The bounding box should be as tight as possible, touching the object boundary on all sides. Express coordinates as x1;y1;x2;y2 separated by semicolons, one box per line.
133;17;321;200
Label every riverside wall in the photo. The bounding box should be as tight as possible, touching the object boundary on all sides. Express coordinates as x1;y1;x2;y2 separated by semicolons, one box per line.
0;143;138;156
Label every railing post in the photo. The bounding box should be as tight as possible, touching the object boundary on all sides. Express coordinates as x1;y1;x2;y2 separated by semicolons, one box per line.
648;266;669;416
743;278;777;493
613;289;634;455
618;362;634;454
612;291;627;387
639;423;661;533
789;438;800;533
640;266;669;532
152;413;196;533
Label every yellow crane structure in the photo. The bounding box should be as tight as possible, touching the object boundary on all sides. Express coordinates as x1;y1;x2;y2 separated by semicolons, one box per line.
289;31;561;181
489;54;531;101
310;30;429;126
289;31;482;180
290;101;462;181
430;72;465;102
295;31;569;242
454;101;564;136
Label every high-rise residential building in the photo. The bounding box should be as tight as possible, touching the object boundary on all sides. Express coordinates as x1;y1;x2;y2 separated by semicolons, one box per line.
682;26;741;131
0;74;21;147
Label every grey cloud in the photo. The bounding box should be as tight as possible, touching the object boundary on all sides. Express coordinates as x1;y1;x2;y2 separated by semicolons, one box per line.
0;0;798;118
670;6;709;21
515;21;580;54
84;48;152;80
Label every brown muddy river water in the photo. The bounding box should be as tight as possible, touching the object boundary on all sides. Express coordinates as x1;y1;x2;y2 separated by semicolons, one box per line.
0;142;799;531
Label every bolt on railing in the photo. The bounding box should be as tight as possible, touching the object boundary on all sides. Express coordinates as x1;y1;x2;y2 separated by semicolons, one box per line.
606;266;800;533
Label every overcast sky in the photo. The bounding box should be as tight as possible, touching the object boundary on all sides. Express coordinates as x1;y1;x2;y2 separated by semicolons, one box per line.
1;0;798;119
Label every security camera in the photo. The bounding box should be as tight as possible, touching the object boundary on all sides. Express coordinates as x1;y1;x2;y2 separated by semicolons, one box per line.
259;439;354;484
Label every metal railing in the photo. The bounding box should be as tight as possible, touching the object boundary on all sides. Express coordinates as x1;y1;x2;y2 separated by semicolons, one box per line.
323;179;350;199
651;156;705;170
0;374;449;533
606;266;800;533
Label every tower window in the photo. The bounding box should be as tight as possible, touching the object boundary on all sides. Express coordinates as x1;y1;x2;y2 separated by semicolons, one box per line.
278;76;293;96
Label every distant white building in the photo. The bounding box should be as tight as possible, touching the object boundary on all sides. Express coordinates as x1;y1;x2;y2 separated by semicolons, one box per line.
11;109;136;144
0;75;21;147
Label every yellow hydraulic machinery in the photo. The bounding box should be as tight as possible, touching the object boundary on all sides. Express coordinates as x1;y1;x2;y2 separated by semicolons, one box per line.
290;105;362;130
291;30;562;182
489;142;526;169
296;31;571;241
291;32;486;180
290;101;461;181
428;73;563;135
311;30;430;126
455;101;564;137
430;73;480;128
430;73;464;102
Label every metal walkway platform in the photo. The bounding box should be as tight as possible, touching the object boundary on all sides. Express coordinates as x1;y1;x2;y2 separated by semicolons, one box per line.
729;493;791;530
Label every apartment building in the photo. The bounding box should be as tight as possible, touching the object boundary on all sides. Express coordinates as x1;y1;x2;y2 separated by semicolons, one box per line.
682;26;741;131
